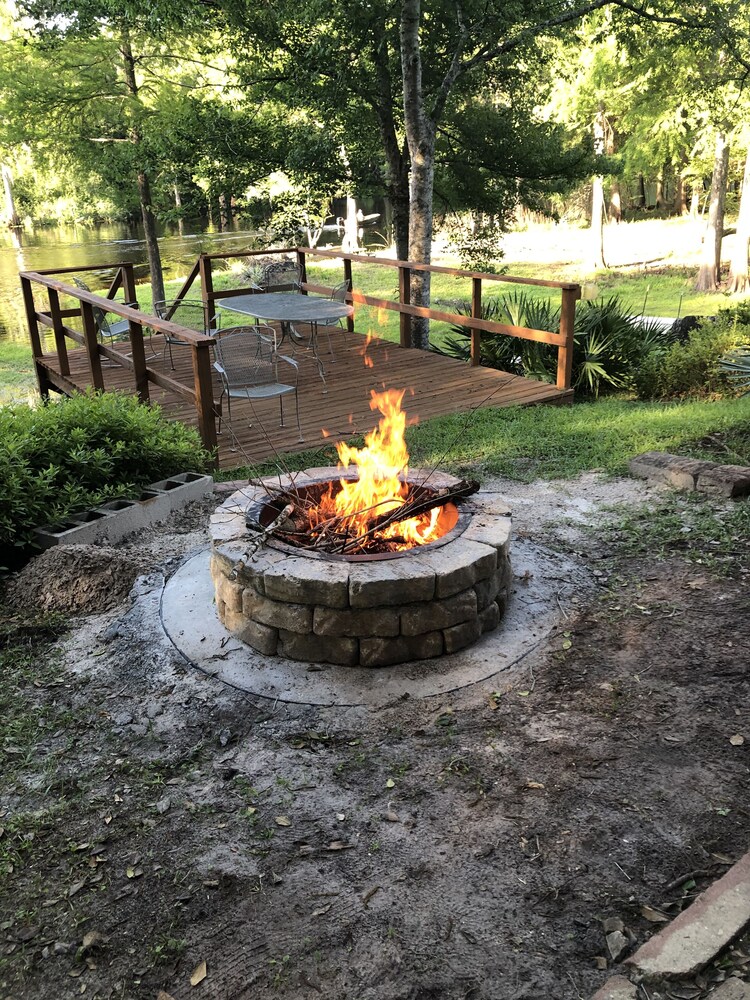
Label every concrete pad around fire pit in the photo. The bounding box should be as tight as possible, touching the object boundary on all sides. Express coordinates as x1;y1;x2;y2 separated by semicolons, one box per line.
160;538;593;707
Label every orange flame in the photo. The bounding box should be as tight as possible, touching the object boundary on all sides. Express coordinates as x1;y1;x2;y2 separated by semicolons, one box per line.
314;388;443;549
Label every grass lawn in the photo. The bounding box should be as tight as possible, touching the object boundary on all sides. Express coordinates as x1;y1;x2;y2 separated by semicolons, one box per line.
217;394;750;483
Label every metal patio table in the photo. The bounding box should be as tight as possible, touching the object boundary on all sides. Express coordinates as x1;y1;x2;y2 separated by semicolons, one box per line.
215;293;354;385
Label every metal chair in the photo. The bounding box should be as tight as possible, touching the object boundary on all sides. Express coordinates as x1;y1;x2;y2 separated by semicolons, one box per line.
153;298;210;370
213;325;303;451
72;277;135;345
255;261;302;292
291;279;351;360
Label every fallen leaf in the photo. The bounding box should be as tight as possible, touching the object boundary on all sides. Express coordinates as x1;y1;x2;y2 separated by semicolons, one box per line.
326;841;354;851
68;880;87;898
125;867;143;879
517;690;530;698
311;903;331;917
598;682;614;692
525;781;544;790
641;905;669;923
274;816;292;827
103;815;112;825
190;960;207;986
67;968;84;979
157;992;178;1000
335;813;345;821
729;734;745;746
488;692;501;711
81;931;104;950
385;779;395;789
562;639;572;650
362;885;380;906
383;811;400;823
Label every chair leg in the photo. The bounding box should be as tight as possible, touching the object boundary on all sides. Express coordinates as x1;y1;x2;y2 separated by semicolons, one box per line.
294;388;303;442
166;338;176;371
279;396;285;428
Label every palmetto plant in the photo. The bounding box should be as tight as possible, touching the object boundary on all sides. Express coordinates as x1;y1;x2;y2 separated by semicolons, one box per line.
719;346;750;394
438;292;673;397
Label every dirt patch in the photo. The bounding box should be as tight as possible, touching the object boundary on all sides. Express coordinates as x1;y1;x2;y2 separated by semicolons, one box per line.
0;480;748;1000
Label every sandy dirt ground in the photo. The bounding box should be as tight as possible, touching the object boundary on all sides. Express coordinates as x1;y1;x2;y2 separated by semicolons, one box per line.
1;477;748;1000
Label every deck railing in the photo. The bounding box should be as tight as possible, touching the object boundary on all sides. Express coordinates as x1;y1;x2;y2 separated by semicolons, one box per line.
20;264;219;456
181;247;581;390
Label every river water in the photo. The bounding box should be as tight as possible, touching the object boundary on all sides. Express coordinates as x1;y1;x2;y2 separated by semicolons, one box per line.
0;220;288;346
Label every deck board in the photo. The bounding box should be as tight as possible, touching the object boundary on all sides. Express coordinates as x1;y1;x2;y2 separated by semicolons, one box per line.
39;327;572;469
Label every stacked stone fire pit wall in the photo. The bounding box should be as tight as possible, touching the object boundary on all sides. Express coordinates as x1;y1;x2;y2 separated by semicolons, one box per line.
209;470;512;668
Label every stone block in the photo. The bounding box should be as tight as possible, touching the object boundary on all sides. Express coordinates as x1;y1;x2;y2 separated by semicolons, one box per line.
360;631;443;667
625;849;750;979
416;539;497;598
697;464;750;498
241;588;313;633
460;512;512;554
313;606;400;638
224;610;278;655
209;506;248;543
479;601;500;633
215;574;243;613
590;976;637;1000
443;617;482;653
628;452;716;491
400;589;477;636
277;630;358;665
473;492;512;517
149;471;213;508
263;556;350;608
475;561;512;610
348;559;435;608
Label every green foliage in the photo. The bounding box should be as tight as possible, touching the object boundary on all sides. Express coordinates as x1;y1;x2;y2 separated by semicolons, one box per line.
443;217;506;274
719;345;750;394
633;318;744;400
0;391;211;561
439;292;671;397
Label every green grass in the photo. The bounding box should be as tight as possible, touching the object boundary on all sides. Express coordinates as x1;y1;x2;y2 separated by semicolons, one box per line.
216;395;750;484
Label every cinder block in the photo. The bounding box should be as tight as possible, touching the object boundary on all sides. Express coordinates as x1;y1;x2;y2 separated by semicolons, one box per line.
149;471;213;509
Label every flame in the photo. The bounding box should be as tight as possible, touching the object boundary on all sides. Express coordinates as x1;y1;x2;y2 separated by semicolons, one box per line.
358;331;374;368
313;388;442;549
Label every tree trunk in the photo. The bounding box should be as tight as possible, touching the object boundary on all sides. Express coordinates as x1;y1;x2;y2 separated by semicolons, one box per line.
400;0;435;349
121;35;165;306
373;35;410;260
219;192;229;230
655;161;670;211
604;121;621;223
696;131;730;291
341;196;360;252
636;173;646;209
690;186;700;219
728;149;750;294
674;174;688;215
2;165;22;228
136;170;165;306
590;110;606;270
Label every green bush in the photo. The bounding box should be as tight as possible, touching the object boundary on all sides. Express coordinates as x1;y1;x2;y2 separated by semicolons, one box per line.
633;318;745;400
0;391;212;563
438;292;671;397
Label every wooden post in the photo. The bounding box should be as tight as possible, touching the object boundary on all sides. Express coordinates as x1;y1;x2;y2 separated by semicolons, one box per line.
199;254;216;331
48;289;70;376
121;262;138;305
129;318;150;404
192;340;218;460
20;275;52;399
343;258;354;332
398;265;411;348
296;248;308;295
556;286;580;390
80;300;105;391
470;277;482;366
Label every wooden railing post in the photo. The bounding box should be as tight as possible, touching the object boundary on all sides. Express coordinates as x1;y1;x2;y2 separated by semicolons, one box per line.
343;258;354;332
121;262;138;305
470;277;482;366
80;300;105;390
296;248;308;295
556;286;581;390
199;254;216;331
48;288;70;376
398;265;411;348
20;276;52;399
191;339;218;460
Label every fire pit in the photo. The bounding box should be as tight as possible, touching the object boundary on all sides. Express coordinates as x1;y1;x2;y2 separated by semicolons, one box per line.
209;390;512;667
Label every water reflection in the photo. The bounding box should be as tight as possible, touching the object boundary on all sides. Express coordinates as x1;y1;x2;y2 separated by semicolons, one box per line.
0;220;271;346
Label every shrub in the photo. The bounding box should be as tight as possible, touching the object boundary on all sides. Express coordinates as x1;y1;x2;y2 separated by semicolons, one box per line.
438;292;671;397
633;317;745;400
0;390;212;563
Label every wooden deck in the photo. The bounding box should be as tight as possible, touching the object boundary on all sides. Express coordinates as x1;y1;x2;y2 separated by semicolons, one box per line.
39;326;572;469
